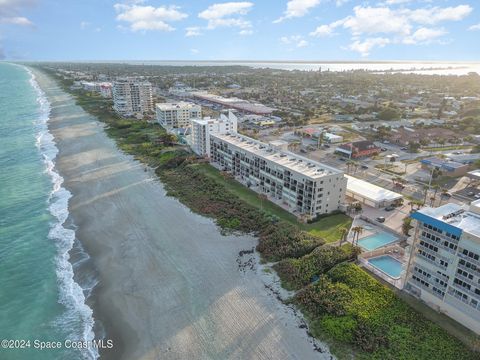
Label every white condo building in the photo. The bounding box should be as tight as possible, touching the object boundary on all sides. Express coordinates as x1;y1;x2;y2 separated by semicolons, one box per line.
191;112;238;156
156;102;201;129
113;78;153;117
405;199;480;334
209;133;347;217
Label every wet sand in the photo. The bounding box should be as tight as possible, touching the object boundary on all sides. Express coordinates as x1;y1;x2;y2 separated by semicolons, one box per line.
33;69;331;360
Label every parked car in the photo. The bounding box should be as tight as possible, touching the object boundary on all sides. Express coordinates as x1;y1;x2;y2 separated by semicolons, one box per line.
381;147;387;152
361;165;369;169
339;157;346;161
467;191;475;197
385;205;395;211
400;147;408;151
323;144;330;148
376;216;386;223
441;192;451;198
475;194;480;199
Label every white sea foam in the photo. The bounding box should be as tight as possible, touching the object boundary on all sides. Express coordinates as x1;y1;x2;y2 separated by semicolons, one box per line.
25;67;98;360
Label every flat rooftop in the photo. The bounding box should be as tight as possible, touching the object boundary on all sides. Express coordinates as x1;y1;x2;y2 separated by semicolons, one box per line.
345;175;403;202
421;157;467;169
413;200;480;238
191;91;275;114
156;102;199;110
211;133;343;180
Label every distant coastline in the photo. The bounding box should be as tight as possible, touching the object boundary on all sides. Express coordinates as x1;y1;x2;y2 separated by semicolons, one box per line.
16;60;480;75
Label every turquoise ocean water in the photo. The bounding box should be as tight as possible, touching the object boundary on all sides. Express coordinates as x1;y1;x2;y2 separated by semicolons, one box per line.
0;63;96;360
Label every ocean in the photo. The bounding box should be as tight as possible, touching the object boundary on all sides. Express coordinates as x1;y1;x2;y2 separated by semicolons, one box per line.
0;63;96;359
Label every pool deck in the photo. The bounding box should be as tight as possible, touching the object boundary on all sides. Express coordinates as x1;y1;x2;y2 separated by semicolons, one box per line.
358;244;407;289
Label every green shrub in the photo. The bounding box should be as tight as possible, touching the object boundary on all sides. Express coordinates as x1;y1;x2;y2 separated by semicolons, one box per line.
274;245;359;289
294;263;477;360
320;315;357;343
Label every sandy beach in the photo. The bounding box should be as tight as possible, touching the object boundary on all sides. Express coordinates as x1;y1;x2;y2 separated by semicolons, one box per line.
31;69;331;360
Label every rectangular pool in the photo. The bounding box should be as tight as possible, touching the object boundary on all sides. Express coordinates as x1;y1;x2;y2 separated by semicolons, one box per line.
357;232;398;251
368;255;403;279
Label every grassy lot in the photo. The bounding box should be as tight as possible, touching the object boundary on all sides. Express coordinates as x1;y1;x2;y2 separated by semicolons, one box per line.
423;145;471;152
194;163;352;242
303;214;352;243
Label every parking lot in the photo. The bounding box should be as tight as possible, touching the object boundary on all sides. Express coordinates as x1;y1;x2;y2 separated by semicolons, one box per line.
454;186;480;201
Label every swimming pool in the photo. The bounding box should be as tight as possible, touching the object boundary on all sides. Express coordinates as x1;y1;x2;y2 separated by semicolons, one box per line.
357;232;398;251
368;255;403;279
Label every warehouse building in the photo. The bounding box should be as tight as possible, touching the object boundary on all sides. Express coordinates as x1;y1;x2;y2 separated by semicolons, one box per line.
345;175;403;208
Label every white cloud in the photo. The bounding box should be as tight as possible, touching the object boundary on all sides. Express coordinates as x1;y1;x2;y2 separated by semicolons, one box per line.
310;19;343;37
239;29;253;35
274;0;321;23
1;16;33;26
335;0;349;6
0;0;35;27
190;48;199;54
342;6;411;36
199;2;253;29
403;27;446;44
406;5;472;25
349;37;390;57
114;3;188;32
80;21;90;30
384;0;412;4
311;4;473;56
469;23;480;31
185;26;202;37
280;35;308;48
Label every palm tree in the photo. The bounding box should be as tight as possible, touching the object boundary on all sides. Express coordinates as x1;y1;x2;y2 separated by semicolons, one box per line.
258;194;268;211
339;227;349;246
346;160;354;174
430;184;440;206
351;226;364;246
422;185;429;206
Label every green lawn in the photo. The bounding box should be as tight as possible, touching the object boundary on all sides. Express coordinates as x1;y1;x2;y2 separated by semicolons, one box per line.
194;163;352;243
423;145;471;151
303;214;352;243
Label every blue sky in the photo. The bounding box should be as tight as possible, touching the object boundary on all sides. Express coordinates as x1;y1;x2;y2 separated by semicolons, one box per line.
0;0;479;60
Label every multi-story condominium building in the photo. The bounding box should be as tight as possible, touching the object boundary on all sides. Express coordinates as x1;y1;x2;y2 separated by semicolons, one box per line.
156;101;201;129
191;112;238;156
113;78;153;117
209;133;347;217
405;199;480;334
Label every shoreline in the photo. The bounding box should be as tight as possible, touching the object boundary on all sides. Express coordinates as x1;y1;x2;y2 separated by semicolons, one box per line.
30;69;330;359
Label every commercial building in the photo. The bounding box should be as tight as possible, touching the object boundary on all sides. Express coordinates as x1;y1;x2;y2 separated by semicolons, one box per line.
209;133;347;217
405;200;480;334
336;140;381;159
345;175;403;208
156;101;201;129
323;132;343;144
420;157;470;177
191;91;275;115
113;78;153;117
191;112;237;156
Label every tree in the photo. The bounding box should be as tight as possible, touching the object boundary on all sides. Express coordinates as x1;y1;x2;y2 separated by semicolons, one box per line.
402;217;413;236
408;142;421;153
422;185;430;206
258;193;268;211
419;138;430;147
339;227;349;246
351;226;364;246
